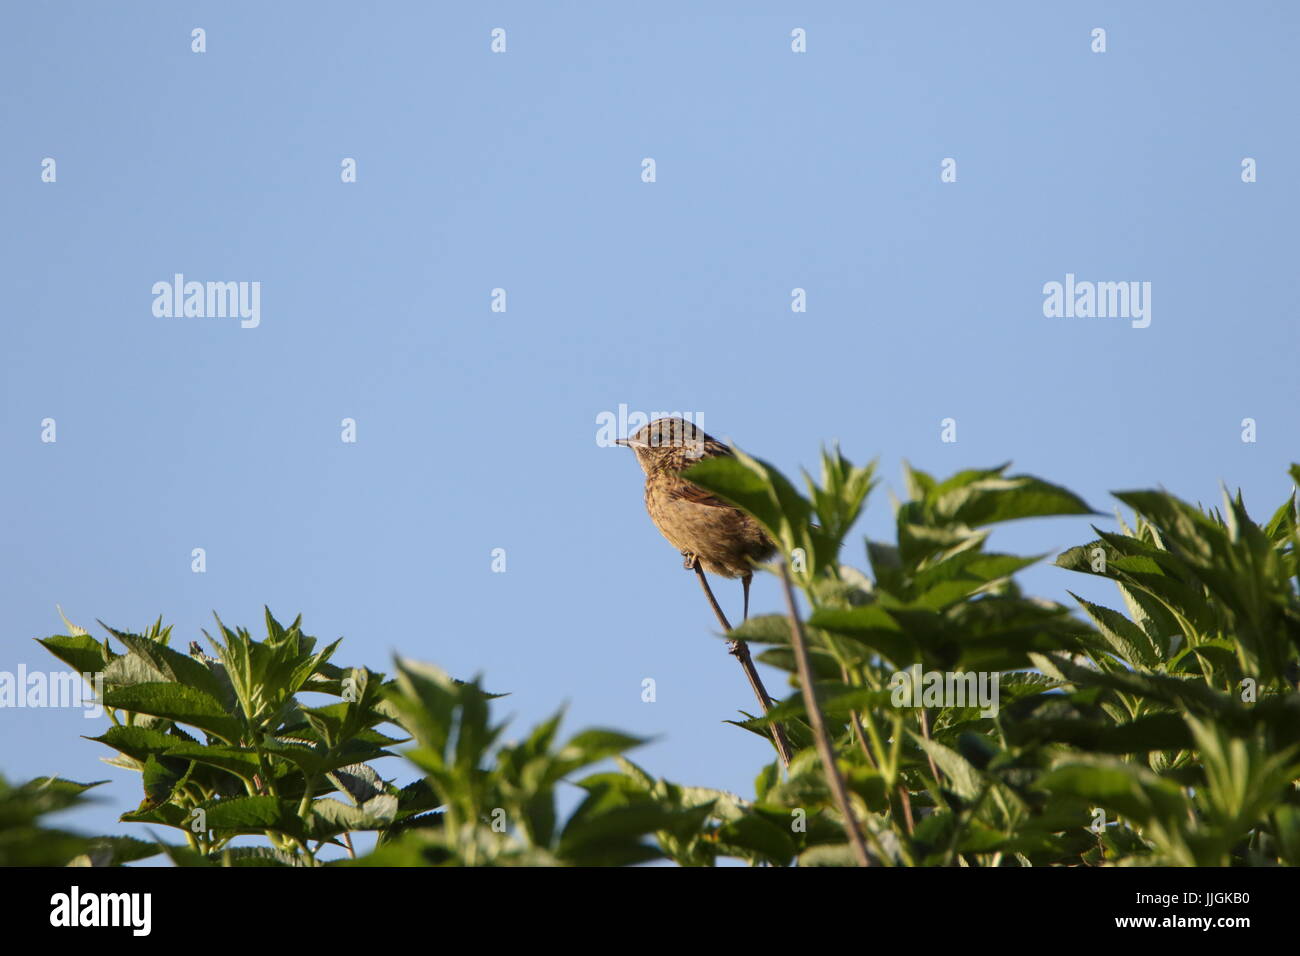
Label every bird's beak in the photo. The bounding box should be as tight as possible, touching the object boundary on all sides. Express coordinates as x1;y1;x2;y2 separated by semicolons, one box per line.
615;438;639;448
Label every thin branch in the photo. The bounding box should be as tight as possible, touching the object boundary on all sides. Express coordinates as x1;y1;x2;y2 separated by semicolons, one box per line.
778;561;871;867
693;562;794;767
694;561;734;631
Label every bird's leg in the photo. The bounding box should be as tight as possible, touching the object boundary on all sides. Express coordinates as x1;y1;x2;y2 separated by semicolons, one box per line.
681;550;698;571
741;572;753;622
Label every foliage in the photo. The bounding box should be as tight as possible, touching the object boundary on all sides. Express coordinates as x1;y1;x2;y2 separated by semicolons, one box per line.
22;456;1300;866
682;452;1300;865
31;610;716;866
0;775;159;867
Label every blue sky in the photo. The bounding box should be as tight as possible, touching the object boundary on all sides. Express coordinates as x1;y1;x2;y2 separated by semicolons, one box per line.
2;2;1297;857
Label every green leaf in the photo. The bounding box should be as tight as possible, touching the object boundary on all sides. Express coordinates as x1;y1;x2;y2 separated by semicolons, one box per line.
216;846;304;867
160;743;263;781
108;630;227;703
141;755;185;806
203;796;311;841
681;455;791;539
725;614;792;646
797;843;859;867
914;736;982;800
912;552;1039;609
557;794;670;866
311;795;399;838
684;449;822;566
1262;494;1297;543
934;475;1096;527
809;605;913;666
102;683;244;743
81;835;164;866
36;634;108;677
1040;758;1187;825
89;725;186;764
1070;593;1162;668
560;729;649;767
716;813;796;865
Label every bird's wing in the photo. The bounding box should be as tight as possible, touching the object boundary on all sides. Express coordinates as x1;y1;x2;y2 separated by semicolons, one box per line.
668;481;733;508
671;439;739;508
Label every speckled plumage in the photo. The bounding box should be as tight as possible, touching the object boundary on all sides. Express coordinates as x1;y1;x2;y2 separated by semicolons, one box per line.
618;418;776;579
617;418;791;760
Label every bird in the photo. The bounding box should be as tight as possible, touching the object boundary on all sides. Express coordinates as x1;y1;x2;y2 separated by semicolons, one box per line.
617;417;777;622
618;417;794;765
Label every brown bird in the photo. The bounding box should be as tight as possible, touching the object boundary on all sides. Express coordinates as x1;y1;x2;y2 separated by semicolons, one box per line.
618;417;793;765
617;417;776;621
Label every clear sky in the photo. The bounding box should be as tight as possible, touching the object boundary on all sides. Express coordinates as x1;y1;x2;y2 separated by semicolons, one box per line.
3;2;1297;855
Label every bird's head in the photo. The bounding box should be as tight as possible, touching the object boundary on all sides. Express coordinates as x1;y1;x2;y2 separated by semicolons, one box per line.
616;417;722;475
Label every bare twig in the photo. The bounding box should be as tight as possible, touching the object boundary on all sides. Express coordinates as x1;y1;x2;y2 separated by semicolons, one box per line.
693;562;794;767
778;561;871;867
693;561;734;631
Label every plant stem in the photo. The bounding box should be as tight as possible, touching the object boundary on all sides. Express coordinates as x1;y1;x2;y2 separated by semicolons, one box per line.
919;708;943;786
777;561;871;867
693;562;794;767
848;711;877;769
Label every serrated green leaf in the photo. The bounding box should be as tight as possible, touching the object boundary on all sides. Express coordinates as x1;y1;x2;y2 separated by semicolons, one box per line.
102;683;244;743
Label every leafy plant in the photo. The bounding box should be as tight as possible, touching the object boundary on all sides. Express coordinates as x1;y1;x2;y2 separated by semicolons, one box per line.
31;611;722;866
0;775;158;867
23;454;1300;866
682;451;1300;865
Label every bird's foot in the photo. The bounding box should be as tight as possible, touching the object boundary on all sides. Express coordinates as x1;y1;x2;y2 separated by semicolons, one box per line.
682;551;699;570
727;639;754;662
